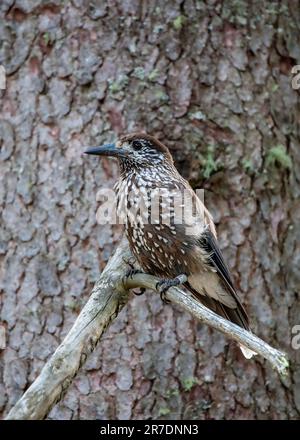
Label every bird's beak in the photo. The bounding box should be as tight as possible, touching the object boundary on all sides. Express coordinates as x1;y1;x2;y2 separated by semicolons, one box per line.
84;143;127;158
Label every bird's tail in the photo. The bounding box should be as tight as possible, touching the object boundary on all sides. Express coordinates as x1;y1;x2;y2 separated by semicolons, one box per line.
240;345;257;359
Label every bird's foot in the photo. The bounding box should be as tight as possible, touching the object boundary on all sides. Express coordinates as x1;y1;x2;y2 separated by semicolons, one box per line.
123;256;137;271
123;255;140;278
156;274;187;304
123;257;145;296
132;287;146;296
125;267;141;279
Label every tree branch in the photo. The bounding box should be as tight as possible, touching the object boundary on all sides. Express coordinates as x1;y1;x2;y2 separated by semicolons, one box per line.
5;239;289;420
125;274;289;376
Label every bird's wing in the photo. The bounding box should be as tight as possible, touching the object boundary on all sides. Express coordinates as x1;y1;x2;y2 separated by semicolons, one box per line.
171;177;252;341
199;227;235;292
196;227;250;329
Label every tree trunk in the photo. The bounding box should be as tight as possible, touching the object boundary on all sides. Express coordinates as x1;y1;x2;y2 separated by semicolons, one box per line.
0;0;299;420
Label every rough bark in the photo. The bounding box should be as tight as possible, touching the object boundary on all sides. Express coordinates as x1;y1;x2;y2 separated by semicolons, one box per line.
0;0;299;420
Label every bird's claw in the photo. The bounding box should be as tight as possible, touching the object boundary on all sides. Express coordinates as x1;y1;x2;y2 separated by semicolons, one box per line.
126;267;142;279
122;269;145;296
156;274;187;304
123;256;137;270
132;287;146;296
123;256;142;279
156;279;172;304
123;260;145;296
160;289;171;304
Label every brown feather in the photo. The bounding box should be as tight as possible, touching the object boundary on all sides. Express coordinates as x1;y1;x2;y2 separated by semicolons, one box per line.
114;133;251;334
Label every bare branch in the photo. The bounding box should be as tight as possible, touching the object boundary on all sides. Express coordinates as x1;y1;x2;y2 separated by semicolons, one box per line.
5;239;288;420
124;274;289;376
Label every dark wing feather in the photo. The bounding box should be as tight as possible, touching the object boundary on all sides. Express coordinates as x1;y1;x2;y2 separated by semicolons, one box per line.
187;228;250;330
199;228;236;294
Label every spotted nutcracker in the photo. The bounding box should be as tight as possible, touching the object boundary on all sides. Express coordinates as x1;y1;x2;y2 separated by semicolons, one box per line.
85;132;255;358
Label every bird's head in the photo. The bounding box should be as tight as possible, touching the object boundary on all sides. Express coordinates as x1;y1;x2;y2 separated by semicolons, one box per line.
84;132;173;170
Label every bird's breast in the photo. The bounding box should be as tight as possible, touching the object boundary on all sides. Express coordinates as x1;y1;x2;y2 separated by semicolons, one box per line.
115;173;207;277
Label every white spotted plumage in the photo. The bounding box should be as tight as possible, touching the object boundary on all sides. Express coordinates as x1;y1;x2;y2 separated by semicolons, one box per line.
111;133;254;359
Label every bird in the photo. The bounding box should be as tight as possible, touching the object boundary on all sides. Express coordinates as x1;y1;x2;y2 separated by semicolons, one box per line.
84;132;255;359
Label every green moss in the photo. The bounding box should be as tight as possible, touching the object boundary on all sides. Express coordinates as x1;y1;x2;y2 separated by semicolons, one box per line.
158;407;171;416
43;32;51;46
148;69;159;82
165;388;179;398
279;3;289;14
222;0;248;26
109;82;120;94
108;75;129;94
266;2;279;15
242;158;255;174
266;145;292;170
132;67;145;80
202;146;221;179
181;376;199;392
173;15;186;31
154;90;169;102
130;67;160;84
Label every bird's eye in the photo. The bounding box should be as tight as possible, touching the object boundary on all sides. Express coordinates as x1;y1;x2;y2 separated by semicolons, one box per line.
132;141;143;151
